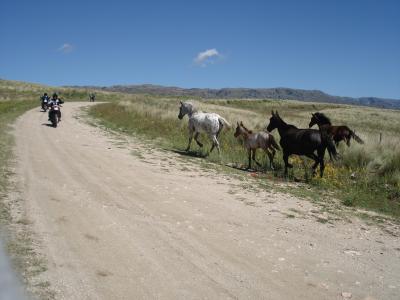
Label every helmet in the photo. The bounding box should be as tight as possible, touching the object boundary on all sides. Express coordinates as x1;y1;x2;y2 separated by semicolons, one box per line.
44;93;48;96
52;93;58;98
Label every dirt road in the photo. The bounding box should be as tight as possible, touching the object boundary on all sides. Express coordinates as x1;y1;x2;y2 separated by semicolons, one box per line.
10;103;400;299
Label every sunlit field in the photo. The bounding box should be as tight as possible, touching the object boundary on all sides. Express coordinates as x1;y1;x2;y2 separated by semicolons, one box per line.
89;96;400;218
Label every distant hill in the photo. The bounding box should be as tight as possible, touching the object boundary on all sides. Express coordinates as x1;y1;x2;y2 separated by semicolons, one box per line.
68;84;400;110
0;78;113;102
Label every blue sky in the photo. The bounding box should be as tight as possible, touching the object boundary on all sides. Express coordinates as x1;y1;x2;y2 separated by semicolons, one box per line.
1;0;399;98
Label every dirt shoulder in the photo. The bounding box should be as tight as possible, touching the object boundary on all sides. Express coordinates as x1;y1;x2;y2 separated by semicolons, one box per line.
8;102;400;299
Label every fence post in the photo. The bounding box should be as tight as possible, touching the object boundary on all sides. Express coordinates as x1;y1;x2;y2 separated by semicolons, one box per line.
379;132;382;144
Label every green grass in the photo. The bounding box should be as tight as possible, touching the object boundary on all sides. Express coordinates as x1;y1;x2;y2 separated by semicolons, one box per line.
88;98;400;219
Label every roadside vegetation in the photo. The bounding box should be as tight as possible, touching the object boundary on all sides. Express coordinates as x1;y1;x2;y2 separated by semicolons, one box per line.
0;100;38;221
89;96;400;219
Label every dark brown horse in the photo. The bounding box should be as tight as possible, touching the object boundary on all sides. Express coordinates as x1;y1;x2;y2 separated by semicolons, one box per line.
309;112;364;146
266;111;337;177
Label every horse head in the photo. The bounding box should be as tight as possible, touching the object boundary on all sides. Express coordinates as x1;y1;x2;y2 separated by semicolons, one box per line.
309;112;331;127
234;122;243;138
266;110;280;132
178;101;194;119
239;121;253;134
309;113;318;128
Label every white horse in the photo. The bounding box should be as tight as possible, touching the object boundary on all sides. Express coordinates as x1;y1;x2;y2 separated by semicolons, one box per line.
178;101;230;154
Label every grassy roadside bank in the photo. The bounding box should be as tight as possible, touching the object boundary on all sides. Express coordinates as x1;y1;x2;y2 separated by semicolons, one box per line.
88;100;400;220
0;100;55;299
0;100;38;214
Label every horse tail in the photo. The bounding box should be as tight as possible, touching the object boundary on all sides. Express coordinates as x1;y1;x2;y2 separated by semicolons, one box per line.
218;116;231;129
270;135;281;151
350;130;364;144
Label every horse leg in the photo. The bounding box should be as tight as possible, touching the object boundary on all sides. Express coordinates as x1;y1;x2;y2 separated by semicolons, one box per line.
216;123;223;138
247;149;252;169
194;132;203;148
346;136;351;147
313;148;326;177
185;130;194;152
265;148;274;170
215;138;221;154
252;149;262;167
270;147;276;170
327;147;333;161
320;148;326;177
209;135;220;154
319;156;325;177
317;150;325;177
209;143;215;153
283;152;291;176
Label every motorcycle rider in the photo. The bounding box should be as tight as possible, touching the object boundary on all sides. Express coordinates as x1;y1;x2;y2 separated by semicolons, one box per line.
40;93;50;110
89;93;96;102
48;93;64;122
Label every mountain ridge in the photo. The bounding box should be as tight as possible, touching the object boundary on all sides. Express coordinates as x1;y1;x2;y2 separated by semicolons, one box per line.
67;84;400;109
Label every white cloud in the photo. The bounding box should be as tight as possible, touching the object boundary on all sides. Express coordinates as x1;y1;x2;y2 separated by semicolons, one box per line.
58;43;74;53
194;48;221;66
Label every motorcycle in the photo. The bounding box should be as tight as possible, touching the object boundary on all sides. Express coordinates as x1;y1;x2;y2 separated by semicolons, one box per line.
49;105;61;128
41;99;49;111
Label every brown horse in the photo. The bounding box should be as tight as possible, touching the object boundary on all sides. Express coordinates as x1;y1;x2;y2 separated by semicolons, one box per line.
234;121;280;170
309;112;364;147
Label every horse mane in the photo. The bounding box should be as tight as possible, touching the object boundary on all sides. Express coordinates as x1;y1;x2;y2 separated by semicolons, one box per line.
240;122;253;134
275;113;297;129
183;101;199;115
314;112;331;125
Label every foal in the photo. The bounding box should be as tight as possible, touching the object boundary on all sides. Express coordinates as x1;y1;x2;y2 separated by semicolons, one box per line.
234;121;280;170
